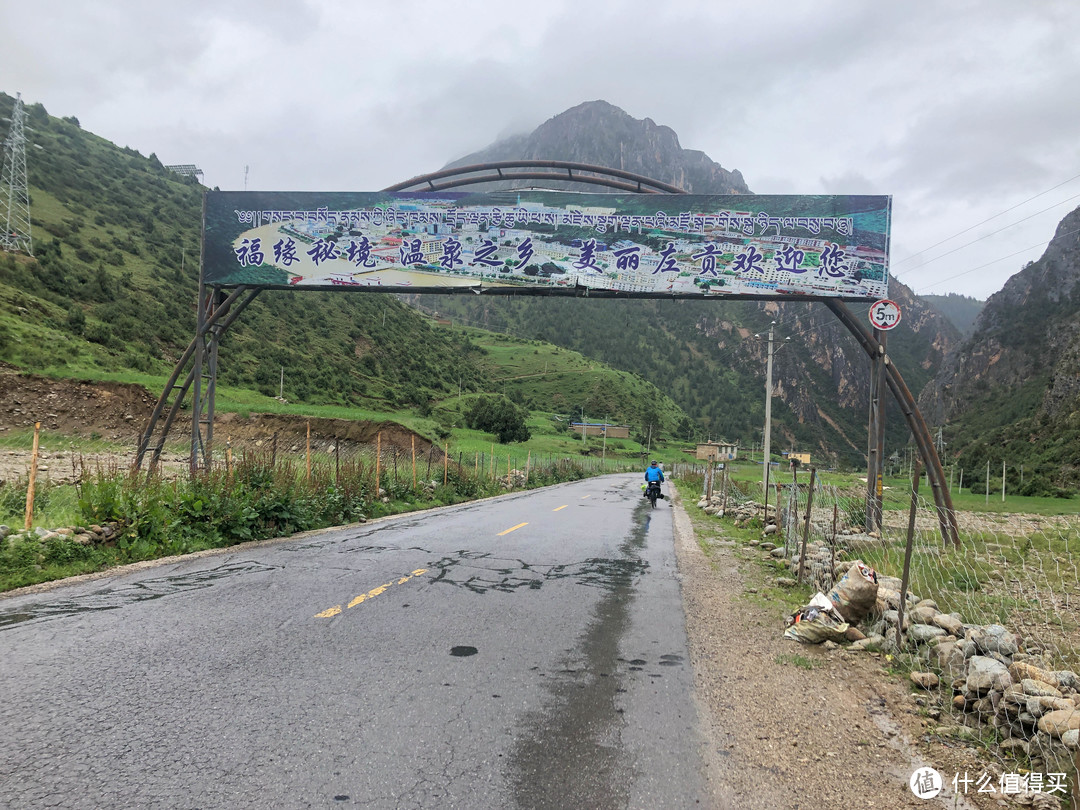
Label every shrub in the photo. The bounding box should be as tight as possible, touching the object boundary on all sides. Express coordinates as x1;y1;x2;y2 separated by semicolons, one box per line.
464;395;531;443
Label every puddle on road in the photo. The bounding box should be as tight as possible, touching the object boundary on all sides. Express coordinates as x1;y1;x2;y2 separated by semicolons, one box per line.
508;498;653;807
0;560;279;630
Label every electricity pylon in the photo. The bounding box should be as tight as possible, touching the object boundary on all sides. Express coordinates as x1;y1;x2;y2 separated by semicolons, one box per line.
1;93;33;256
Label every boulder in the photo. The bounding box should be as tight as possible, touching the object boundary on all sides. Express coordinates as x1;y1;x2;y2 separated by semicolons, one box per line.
1053;670;1080;691
909;606;939;625
1009;662;1061;690
966;656;1013;695
1063;729;1079;749
849;635;884;651
876;574;902;591
881;610;911;630
1037;709;1080;738
932;613;964;636
973;624;1020;657
1022;679;1062;698
930;642;967;679
908;624;946;645
874;587;901;615
910;671;939;690
1025;697;1076;719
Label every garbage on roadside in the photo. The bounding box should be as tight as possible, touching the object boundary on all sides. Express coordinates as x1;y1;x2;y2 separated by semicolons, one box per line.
784;592;851;644
826;559;879;623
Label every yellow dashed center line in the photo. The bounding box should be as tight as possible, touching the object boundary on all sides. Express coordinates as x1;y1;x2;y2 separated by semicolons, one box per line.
553;505;568;512
498;522;529;536
580;494;591;499
315;568;428;618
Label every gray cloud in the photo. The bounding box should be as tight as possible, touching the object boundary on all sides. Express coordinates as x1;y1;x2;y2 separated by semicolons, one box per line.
3;0;1078;299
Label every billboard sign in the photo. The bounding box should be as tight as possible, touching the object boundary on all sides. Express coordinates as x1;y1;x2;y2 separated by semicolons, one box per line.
204;191;891;299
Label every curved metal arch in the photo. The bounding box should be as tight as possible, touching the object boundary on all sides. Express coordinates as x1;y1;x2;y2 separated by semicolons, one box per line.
139;161;958;548
384;160;688;195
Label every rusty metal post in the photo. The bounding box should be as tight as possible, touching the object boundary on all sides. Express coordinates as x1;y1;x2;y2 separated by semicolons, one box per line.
866;329;886;532
897;462;923;650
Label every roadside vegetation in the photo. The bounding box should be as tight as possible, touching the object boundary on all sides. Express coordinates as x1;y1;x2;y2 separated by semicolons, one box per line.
0;449;609;591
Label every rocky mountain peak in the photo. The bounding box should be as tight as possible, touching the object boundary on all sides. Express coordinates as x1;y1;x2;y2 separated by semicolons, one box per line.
447;100;750;195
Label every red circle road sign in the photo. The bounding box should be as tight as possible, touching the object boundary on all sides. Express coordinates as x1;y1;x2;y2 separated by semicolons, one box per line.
868;299;902;330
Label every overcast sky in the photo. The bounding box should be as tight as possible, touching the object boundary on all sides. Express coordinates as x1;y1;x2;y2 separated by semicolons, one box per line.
4;0;1079;300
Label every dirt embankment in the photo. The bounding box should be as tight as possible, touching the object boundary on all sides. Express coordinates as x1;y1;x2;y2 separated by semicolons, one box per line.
0;368;440;484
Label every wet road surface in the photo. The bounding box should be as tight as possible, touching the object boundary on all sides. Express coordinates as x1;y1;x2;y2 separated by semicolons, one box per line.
0;474;709;808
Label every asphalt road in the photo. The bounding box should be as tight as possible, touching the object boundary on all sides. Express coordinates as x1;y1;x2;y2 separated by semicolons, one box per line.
0;474;710;809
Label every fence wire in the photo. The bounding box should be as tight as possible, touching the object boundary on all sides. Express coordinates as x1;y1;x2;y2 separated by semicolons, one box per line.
763;472;1079;801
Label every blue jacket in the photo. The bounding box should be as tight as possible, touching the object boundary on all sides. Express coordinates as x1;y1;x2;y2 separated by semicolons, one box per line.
644;466;664;483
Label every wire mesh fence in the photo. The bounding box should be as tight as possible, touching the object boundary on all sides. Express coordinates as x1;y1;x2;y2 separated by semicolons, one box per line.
0;418;632;530
677;460;1080;801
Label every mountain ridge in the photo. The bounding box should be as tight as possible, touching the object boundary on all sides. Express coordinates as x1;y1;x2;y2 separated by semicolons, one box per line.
427;100;960;465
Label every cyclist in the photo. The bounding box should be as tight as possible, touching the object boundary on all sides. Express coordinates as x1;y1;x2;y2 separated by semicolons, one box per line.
644;460;665;499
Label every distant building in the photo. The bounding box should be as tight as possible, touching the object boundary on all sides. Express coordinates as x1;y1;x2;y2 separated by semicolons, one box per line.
696;441;738;461
569;423;630;439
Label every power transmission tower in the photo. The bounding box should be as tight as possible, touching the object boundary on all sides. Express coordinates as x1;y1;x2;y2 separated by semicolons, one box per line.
1;93;33;256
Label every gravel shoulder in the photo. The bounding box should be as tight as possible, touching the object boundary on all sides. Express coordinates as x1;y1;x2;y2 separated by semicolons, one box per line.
670;486;990;810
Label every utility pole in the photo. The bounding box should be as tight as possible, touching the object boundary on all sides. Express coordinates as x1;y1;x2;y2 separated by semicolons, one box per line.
1;92;33;256
602;415;608;467
866;328;886;532
762;322;775;501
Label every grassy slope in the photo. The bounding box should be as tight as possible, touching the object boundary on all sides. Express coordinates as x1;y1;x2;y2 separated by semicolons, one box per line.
0;92;692;467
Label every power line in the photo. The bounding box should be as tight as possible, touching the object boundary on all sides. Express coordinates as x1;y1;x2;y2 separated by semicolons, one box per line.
914;224;1080;293
894;191;1080;280
893;170;1080;270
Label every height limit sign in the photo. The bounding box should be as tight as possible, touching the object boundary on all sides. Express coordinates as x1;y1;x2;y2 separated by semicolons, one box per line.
869;299;902;331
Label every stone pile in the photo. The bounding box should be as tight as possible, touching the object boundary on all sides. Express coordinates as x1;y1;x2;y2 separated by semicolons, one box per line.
499;469;528;490
831;559;1080;764
1;521;122;546
690;490;1080;769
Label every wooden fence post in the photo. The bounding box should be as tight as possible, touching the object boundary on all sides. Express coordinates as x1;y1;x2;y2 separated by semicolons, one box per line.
24;422;40;530
375;432;382;496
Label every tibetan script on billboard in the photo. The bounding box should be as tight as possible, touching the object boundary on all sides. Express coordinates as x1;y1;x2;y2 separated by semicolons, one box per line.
204;191;890;299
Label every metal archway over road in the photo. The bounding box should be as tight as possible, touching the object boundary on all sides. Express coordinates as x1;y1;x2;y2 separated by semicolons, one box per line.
135;162;959;547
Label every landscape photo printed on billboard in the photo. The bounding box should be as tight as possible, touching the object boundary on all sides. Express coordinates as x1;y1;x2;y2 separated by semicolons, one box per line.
204;191;891;299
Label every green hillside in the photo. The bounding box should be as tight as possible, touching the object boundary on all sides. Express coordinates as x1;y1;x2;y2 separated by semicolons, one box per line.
0;91;689;457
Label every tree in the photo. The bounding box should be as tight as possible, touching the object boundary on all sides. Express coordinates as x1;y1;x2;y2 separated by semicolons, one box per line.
464;395;531;443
